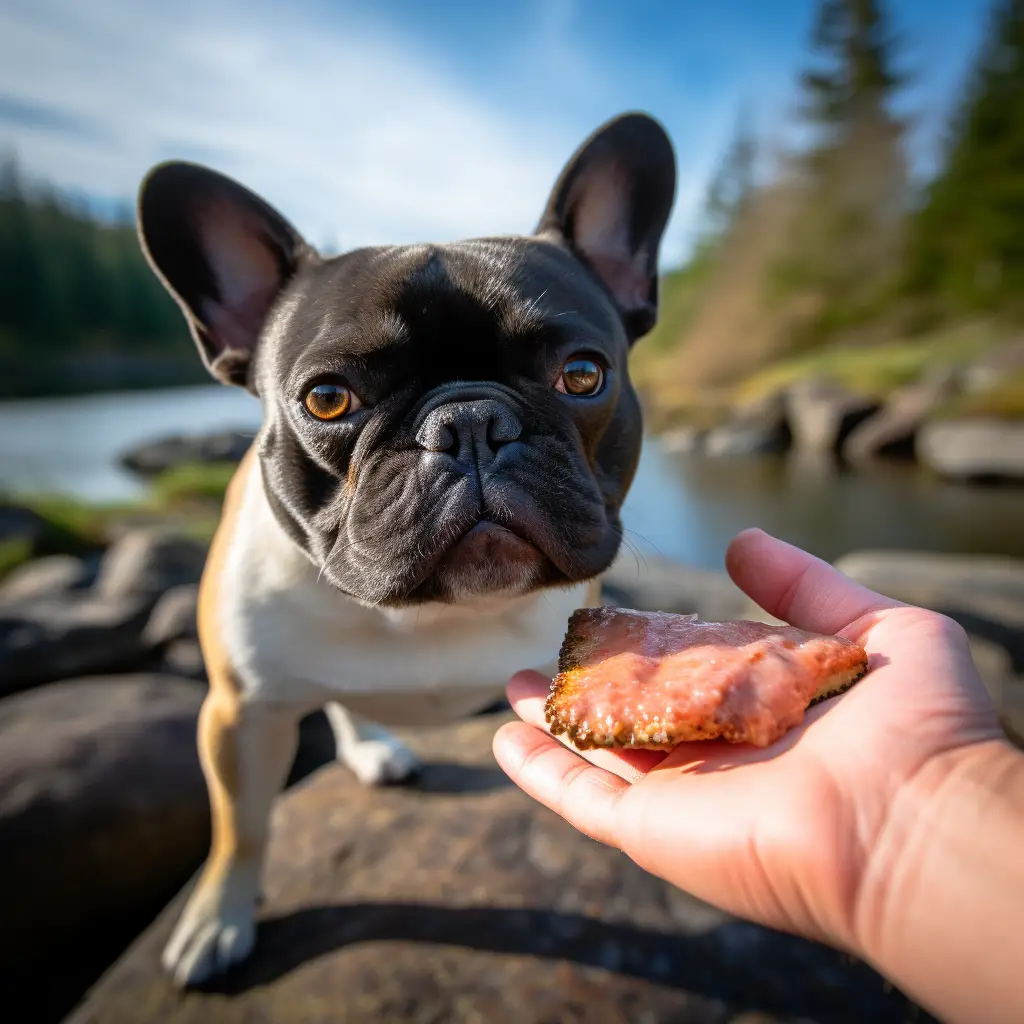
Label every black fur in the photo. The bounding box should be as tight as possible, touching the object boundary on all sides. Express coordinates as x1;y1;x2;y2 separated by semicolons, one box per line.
137;113;676;606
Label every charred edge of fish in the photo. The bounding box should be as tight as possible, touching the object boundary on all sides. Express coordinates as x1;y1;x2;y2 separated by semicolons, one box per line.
806;661;869;708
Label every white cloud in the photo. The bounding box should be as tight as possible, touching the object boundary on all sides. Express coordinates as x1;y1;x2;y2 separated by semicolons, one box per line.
0;0;724;264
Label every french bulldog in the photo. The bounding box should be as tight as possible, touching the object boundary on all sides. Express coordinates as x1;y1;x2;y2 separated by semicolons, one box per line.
137;111;676;987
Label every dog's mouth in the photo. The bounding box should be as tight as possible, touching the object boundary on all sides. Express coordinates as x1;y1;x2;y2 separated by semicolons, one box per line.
443;518;542;564
412;515;552;602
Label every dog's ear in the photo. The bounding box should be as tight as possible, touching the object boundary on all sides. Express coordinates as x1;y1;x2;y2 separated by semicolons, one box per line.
537;113;676;341
137;162;310;390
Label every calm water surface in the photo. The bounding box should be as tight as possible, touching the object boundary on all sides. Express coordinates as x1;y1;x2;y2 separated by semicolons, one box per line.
0;385;1021;571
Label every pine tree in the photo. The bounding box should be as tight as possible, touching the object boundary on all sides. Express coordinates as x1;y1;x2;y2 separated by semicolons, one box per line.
800;0;905;133
907;0;1024;317
777;0;910;345
697;104;759;250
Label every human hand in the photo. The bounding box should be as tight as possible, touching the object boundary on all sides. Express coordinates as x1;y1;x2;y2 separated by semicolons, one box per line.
493;528;1006;957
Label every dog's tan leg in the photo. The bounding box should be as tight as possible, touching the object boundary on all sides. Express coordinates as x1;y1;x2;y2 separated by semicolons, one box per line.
162;690;298;987
325;702;421;786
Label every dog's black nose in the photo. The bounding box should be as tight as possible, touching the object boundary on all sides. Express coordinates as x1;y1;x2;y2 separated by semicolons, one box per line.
415;399;521;464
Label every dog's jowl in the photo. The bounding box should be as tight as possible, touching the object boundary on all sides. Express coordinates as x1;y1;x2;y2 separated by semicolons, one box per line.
137;112;676;986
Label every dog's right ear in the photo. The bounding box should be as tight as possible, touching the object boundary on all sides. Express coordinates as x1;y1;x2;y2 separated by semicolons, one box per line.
137;163;310;391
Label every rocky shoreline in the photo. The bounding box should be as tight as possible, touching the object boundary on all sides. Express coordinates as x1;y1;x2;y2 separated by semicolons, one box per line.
0;451;1021;1021
661;339;1024;481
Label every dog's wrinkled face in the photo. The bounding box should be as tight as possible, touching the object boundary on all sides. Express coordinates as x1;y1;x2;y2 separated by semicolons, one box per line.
138;114;676;606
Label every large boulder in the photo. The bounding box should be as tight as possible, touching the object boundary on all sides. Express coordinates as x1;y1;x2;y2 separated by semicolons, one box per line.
0;502;50;550
834;550;1024;740
842;368;960;463
0;554;94;604
0;676;208;1022
143;584;199;648
916;419;1024;481
785;378;881;455
703;393;790;458
96;529;208;601
0;591;154;697
120;431;255;478
70;715;927;1024
660;425;706;455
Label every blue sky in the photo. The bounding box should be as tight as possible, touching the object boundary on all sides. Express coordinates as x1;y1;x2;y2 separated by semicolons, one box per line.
0;0;991;267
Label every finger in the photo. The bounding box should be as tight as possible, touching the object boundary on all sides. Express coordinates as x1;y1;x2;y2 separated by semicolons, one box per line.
725;528;903;636
492;721;627;847
507;671;669;781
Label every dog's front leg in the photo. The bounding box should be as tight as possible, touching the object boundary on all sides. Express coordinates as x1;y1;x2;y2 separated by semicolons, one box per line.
163;693;298;987
325;701;421;786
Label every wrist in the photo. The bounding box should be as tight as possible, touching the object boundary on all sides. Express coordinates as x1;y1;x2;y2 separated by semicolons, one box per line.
854;738;1024;1022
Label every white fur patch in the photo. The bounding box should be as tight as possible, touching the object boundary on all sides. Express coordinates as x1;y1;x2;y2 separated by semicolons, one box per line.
222;458;587;725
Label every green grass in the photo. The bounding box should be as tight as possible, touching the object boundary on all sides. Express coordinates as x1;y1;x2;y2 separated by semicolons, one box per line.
0;537;33;581
148;461;237;506
731;322;1000;408
0;461;235;577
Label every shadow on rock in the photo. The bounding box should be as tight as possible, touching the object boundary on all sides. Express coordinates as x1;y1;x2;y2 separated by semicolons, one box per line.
204;902;933;1023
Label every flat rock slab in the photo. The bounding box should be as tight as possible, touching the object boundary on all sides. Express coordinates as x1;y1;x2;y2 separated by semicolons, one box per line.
70;715;930;1024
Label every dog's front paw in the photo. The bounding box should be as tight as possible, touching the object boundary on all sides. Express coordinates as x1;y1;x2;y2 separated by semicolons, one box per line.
342;736;421;786
162;877;258;987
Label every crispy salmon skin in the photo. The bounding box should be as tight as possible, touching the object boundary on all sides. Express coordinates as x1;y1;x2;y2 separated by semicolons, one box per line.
545;608;869;750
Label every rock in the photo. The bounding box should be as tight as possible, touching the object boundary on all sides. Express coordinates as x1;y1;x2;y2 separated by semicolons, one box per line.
0;554;93;604
704;394;790;458
0;502;49;549
843;368;960;463
71;715;928;1024
0;592;154;696
660;426;706;454
96;529;207;601
785;378;881;455
160;639;207;682
0;676;208;1022
704;419;789;457
916;419;1024;481
835;550;1024;739
143;584;199;647
602;552;751;621
120;430;255;478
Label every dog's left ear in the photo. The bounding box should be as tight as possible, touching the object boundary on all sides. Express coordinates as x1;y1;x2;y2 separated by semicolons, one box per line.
537;112;676;341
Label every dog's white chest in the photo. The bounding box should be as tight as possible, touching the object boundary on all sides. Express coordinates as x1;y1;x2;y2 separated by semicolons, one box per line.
221;470;588;725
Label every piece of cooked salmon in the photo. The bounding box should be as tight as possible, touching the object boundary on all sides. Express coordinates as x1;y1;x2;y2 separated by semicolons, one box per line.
545;608;870;750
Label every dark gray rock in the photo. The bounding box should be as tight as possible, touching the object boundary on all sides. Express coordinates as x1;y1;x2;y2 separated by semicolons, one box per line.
843;368;960;463
119;430;255;478
160;639;207;682
704;418;789;457
70;715;931;1024
143;583;199;647
704;394;790;458
785;378;881;454
660;426;706;454
835;550;1024;739
0;554;93;604
96;529;207;601
0;502;49;548
0;592;154;696
0;676;208;1018
916;419;1024;481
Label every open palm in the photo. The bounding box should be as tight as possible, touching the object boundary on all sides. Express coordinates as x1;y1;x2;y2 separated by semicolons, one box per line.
493;528;1004;956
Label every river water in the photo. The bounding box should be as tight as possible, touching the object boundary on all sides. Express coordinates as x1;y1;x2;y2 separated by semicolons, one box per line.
0;384;1021;571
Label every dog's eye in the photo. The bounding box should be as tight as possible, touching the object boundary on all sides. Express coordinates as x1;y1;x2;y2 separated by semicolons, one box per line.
304;383;356;420
556;357;604;396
